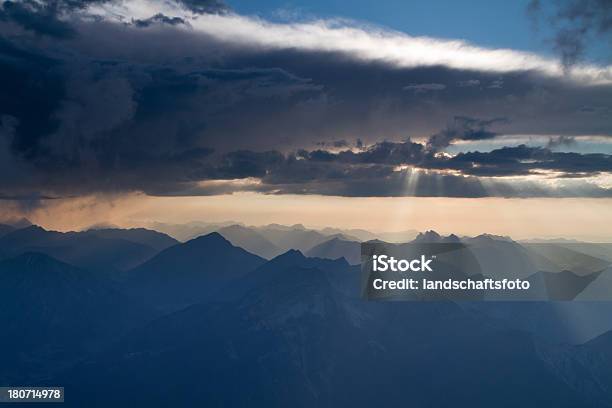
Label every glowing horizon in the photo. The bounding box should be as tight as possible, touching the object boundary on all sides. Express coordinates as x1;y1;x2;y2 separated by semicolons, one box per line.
2;193;611;242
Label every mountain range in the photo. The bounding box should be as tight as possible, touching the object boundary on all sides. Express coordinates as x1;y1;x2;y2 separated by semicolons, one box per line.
1;222;612;406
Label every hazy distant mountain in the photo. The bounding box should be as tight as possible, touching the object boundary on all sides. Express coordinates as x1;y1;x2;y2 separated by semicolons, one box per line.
375;229;420;243
148;221;240;241
217;224;283;259
0;225;158;271
320;226;418;243
557;243;612;263
413;230;461;243
459;234;557;279
575;267;612;300
522;238;584;244
125;232;265;311
396;231;551;281
262;223;307;231
254;225;348;253
0;252;150;383
526;270;602;301
306;237;361;265
319;227;373;241
413;232;611;279
84;228;178;251
523;243;611;275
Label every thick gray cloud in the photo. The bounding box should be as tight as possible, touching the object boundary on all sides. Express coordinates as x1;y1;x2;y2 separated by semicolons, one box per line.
187;142;612;197
426;116;508;151
0;0;611;200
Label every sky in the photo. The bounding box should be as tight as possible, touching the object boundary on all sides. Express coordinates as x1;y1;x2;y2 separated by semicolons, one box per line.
227;0;612;63
0;0;611;239
229;0;550;56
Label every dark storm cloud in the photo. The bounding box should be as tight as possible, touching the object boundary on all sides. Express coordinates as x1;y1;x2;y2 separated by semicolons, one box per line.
0;0;113;38
133;14;188;28
427;145;612;177
403;83;446;92
528;0;612;68
426;116;508;151
0;0;74;38
165;141;612;197
174;163;612;199
0;0;611;199
215;142;612;181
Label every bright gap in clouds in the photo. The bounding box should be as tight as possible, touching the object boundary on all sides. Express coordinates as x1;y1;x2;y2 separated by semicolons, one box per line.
83;0;612;84
3;193;612;242
445;135;612;155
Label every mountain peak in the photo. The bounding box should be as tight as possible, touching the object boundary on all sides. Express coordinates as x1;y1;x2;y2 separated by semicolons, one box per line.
413;230;462;244
1;217;33;228
2;224;47;240
272;249;306;262
22;224;45;231
189;231;231;245
1;251;80;276
470;233;514;243
414;230;442;242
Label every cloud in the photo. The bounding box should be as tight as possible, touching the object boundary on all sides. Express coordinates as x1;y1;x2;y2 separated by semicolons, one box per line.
178;165;612;199
133;13;188;28
403;83;446;92
547;135;576;149
81;0;612;83
426;116;508;151
176;0;228;14
426;145;612;177
0;0;611;200
178;141;612;197
528;0;612;69
457;79;480;87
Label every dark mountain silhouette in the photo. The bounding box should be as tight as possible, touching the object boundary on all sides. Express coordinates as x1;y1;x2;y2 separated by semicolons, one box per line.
0;252;151;384
0;225;159;272
540;329;612;406
1;217;33;229
59;254;600;407
1;225;611;406
0;223;14;237
84;228;178;251
217;224;283;259
306;237;361;265
125;232;266;311
218;249;359;301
